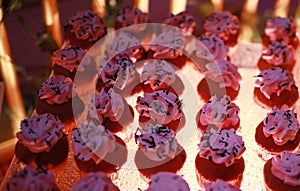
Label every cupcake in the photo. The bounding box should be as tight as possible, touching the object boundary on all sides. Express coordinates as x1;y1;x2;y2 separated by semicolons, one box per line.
3;165;60;191
257;41;295;71
72;121;127;176
92;88;134;133
264;151;300;191
136;90;185;132
193;34;229;72
63;10;107;49
148;30;188;69
96;56;141;96
255;105;300;161
144;172;190;191
202;11;240;47
262;17;299;49
203;179;241;191
15;113;68;169
197;59;242;102
140;59;184;95
70;172;120;191
195;128;246;188
35;75;85;132
160;11;196;36
196;95;240;134
134;124;186;181
254;67;299;108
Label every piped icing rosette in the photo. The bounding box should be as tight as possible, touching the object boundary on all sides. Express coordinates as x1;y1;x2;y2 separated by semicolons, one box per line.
16;113;64;153
52;45;87;72
199;95;240;130
98;57;140;90
135;124;178;161
105;32;145;63
38;75;75;105
3;166;59;191
263;105;299;146
114;6;150;33
70;172;120;191
262;41;295;67
161;11;196;35
150;30;186;60
64;10;107;42
264;17;298;47
141;60;176;91
136;90;183;125
145;172;190;191
72;121;116;164
93;88;124;123
203;11;239;42
203;179;241;191
204;59;242;90
271;151;300;187
195;34;228;61
198;128;246;167
254;67;295;99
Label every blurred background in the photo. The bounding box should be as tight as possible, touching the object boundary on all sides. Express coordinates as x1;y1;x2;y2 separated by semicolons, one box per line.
0;0;300;184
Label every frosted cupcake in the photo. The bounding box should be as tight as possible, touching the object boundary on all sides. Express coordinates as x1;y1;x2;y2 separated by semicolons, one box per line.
15;113;68;169
197;59;242;102
254;67;299;108
144;172;190;191
3;165;60;191
72;121;127;176
203;179;241;191
70;172;120;191
196;95;240;134
195;128;246;188
136;90;185;132
257;41;295;71
262;17;299;49
202;11;240;47
264;152;300;191
63;10;107;49
255;105;300;161
134;124;186;181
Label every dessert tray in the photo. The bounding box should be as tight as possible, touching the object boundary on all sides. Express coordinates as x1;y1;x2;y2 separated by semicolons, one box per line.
1;41;300;190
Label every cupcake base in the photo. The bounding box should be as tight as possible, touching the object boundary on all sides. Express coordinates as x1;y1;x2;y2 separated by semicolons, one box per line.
264;158;300;191
195;154;245;188
261;33;299;50
257;56;295;72
147;50;188;69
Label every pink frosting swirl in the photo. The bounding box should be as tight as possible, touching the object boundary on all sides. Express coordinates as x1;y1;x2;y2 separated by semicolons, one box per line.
204;59;242;91
264;17;298;45
70;172;120;191
145;172;190;191
255;67;295;99
136;90;183;124
72;121;115;164
263;105;299;146
271;151;300;186
198;128;246;167
93;88;124;123
99;57;139;90
161;11;196;35
38;75;75;105
52;46;87;72
204;11;239;41
196;34;228;61
199;95;240;129
135;124;178;161
3;166;59;191
204;179;241;191
262;41;295;66
150;30;186;60
141;60;176;90
16;113;64;153
66;10;107;41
